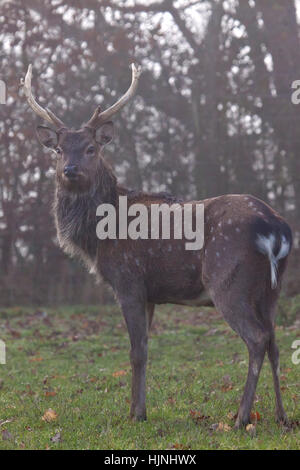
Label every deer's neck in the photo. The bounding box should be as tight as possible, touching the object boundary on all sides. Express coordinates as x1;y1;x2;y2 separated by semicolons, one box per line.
54;168;117;261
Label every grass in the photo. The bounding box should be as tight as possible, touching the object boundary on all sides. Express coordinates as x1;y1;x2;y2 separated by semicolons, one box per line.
0;302;299;450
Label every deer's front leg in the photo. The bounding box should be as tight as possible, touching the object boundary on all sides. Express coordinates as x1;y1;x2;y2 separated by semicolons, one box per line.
120;297;148;421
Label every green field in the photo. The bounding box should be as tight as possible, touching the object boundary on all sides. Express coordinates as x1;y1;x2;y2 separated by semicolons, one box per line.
0;302;299;450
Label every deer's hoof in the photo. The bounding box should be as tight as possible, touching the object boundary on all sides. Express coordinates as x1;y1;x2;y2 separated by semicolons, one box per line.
130;414;147;422
130;409;147;422
234;417;251;430
276;414;290;427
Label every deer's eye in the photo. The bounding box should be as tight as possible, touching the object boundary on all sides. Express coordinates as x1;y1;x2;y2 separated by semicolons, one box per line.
55;147;62;155
86;145;95;155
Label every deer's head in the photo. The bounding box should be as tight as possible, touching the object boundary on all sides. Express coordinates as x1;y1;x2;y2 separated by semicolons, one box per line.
21;64;141;193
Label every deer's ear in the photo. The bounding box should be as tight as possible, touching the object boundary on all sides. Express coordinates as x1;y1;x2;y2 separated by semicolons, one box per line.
36;126;58;149
95;121;114;146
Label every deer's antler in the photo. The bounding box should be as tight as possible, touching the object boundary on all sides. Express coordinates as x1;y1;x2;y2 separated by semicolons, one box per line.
20;64;65;128
86;63;142;128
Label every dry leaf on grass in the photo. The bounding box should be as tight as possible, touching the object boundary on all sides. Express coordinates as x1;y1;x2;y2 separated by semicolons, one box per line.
221;384;233;392
190;409;210;424
29;356;43;363
221;375;233;392
50;431;62;443
250;411;261;422
167;396;176;405
171;443;191;450
112;370;127;377
218;422;231;432
42;409;58;422
45;391;57;397
227;411;236;421
210;422;231;432
246;423;256;437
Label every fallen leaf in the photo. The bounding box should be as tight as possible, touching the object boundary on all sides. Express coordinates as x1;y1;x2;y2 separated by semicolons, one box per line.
221;384;233;392
250;411;261;422
221;375;233;392
171;443;190;450
42;409;58;422
205;328;219;336
190;410;210;424
112;370;127;377
210;422;231;432
45;391;57;397
29;356;43;363
167;396;176;405
50;431;62;443
218;422;231;432
246;423;256;437
23;384;35;396
9;329;21;338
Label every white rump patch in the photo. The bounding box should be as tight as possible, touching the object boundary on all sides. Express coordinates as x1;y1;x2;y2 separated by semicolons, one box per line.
256;234;290;289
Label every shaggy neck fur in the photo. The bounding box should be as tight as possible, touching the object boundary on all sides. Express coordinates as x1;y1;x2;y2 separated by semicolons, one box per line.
53;159;117;262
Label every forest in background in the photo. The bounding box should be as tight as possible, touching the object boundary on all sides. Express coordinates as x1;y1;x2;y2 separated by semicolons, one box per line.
0;0;300;305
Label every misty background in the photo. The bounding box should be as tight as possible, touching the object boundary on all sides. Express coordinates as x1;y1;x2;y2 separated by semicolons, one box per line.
0;0;300;306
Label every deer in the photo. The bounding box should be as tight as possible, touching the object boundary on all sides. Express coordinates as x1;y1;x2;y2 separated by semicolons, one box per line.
20;63;292;429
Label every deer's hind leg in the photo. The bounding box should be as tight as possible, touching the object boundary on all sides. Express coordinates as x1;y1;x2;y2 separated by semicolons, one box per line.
267;331;288;424
209;290;270;428
234;318;269;428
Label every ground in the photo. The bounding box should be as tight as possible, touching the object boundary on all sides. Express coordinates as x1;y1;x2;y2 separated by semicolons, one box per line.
0;302;299;450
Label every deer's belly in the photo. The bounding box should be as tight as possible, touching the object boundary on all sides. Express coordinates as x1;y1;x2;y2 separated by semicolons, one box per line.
172;290;214;307
147;275;213;306
153;291;213;307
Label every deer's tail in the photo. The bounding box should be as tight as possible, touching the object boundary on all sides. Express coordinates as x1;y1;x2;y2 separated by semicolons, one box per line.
255;224;292;289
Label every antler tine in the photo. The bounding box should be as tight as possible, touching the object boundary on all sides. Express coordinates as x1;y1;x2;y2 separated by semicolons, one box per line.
86;63;142;128
20;64;65;128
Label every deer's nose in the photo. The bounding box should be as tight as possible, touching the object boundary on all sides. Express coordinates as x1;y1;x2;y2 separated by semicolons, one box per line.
64;164;78;178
